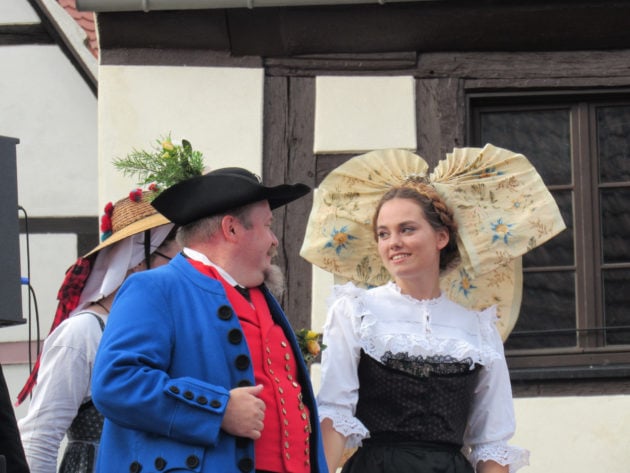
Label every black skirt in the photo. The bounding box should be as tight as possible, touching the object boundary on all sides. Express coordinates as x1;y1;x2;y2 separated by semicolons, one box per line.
341;440;474;473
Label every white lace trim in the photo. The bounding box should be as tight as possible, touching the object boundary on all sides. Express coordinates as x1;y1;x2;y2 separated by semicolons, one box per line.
331;282;503;367
318;404;370;449
467;441;530;473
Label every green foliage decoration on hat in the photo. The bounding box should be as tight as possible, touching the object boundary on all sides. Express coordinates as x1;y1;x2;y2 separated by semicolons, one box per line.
113;133;205;197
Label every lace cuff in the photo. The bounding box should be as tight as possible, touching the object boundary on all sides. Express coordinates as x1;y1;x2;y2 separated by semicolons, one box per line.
467;441;530;473
318;404;370;449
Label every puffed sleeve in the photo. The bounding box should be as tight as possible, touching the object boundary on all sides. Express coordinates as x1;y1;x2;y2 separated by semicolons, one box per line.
316;283;370;448
464;309;530;472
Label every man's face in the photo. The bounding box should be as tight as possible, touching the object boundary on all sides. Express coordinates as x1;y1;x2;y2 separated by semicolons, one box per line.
237;200;279;286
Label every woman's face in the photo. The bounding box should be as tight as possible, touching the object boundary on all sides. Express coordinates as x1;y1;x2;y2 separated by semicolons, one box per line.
375;197;449;282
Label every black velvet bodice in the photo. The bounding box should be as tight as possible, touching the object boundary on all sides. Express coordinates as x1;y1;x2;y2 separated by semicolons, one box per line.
355;350;480;447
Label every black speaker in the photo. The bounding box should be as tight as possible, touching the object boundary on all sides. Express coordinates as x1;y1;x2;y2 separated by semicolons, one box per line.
0;136;25;327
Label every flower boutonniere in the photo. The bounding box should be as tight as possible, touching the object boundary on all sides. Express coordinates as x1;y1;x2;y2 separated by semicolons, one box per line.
295;329;326;364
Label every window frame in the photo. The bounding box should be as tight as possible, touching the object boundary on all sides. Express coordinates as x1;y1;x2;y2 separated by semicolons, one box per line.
466;89;630;380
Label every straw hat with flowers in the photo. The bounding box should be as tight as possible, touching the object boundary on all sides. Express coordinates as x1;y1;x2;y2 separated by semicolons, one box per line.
16;135;204;404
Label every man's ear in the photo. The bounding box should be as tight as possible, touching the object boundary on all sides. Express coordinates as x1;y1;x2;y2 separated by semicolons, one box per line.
222;215;238;241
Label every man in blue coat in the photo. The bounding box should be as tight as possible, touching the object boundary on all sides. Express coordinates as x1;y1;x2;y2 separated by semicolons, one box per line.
92;168;328;473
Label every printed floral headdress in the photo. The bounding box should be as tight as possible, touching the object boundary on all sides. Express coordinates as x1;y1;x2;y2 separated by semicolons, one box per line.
299;144;566;340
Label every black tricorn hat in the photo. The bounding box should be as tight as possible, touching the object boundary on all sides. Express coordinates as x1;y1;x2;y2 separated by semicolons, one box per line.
151;167;311;225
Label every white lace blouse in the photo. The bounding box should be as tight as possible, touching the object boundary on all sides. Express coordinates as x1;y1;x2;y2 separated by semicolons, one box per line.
317;282;529;472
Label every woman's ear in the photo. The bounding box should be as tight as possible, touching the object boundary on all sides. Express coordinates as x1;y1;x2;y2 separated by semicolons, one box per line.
436;228;450;251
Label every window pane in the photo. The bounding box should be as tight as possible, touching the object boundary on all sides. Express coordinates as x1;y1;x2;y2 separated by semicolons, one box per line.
479;109;572;185
505;271;576;350
603;268;630;345
523;190;574;267
597;104;630;183
600;188;630;263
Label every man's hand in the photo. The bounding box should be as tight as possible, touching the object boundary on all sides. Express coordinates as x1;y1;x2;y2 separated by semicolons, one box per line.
221;384;266;439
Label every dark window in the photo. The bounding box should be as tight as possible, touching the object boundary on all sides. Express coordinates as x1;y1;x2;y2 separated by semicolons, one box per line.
469;93;630;375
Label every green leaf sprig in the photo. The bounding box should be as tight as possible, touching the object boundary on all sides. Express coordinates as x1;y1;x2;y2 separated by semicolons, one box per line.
113;134;205;196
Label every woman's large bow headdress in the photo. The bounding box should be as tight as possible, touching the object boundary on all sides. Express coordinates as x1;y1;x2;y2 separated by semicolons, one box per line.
300;144;566;340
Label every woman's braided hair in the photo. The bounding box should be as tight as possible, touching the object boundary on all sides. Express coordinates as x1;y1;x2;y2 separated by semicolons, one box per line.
372;178;461;274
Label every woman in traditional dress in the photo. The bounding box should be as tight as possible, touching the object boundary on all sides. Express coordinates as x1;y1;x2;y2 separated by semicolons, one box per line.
17;190;179;473
301;146;566;473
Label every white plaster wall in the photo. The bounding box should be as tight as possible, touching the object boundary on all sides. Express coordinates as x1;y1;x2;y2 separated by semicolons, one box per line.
97;65;264;207
0;45;98;216
314;75;417;153
0;0;38;22
513;396;630;473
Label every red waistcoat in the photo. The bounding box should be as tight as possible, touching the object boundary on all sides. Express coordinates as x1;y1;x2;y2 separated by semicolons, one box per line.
187;260;311;473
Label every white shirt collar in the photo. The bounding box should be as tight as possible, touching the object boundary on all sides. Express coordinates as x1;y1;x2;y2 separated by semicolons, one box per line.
182;247;241;287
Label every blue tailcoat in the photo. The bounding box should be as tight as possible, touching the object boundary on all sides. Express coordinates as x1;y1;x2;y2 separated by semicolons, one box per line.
92;253;327;473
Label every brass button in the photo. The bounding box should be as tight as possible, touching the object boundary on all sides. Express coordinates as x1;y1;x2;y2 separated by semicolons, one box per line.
129;461;142;473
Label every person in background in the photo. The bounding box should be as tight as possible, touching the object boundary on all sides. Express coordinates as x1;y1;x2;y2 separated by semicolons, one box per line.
17;190;179;473
91;167;328;473
0;363;29;473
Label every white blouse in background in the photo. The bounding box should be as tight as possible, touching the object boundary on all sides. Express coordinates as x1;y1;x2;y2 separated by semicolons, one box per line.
18;311;106;473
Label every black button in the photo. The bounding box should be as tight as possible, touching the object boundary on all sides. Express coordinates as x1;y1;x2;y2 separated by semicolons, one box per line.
196;396;208;405
217;305;233;320
154;457;166;471
238;457;254;472
210;399;221;408
235;354;250;371
236;436;249;448
129;461;142;473
237;379;252;387
168;386;180;394
228;329;243;344
183;391;194;400
185;455;200;468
